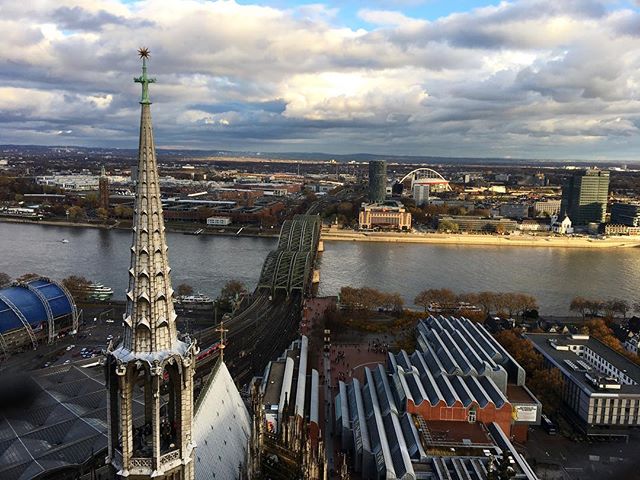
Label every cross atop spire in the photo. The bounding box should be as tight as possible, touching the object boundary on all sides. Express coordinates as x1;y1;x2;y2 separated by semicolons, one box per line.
216;319;228;362
134;47;156;105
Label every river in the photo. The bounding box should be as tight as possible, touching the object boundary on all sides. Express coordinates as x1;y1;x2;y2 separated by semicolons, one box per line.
1;222;638;315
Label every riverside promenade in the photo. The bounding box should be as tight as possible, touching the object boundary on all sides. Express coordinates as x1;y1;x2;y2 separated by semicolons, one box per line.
321;229;640;249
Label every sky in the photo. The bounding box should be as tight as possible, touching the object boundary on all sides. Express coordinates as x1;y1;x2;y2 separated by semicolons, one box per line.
2;0;640;160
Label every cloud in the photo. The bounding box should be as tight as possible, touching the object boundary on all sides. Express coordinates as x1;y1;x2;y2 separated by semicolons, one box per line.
1;0;640;159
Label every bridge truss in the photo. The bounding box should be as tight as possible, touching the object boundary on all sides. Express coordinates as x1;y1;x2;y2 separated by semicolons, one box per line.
258;215;321;295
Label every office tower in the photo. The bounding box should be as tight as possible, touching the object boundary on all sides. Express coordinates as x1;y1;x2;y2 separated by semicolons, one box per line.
560;169;609;225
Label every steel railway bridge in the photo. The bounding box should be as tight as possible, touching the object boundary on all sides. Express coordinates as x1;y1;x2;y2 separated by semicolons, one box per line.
256;214;321;295
194;214;322;387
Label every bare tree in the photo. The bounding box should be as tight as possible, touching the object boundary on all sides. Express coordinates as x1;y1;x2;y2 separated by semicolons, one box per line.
0;272;10;287
570;297;588;319
477;291;498;314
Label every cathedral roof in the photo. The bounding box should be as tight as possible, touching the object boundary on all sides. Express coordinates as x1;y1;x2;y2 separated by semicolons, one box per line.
193;359;251;479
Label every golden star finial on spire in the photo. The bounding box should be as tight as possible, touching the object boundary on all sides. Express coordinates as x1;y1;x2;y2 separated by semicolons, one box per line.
138;47;150;59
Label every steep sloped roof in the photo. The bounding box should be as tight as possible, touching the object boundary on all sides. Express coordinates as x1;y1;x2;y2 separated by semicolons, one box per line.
193;359;251;480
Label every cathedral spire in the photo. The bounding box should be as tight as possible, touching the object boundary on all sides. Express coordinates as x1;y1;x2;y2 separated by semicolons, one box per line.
122;49;178;353
106;49;196;480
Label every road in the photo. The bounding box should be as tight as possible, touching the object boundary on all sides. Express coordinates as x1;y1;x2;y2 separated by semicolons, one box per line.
526;426;640;479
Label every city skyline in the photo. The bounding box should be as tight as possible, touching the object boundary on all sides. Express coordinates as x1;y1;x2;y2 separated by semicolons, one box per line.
3;0;640;160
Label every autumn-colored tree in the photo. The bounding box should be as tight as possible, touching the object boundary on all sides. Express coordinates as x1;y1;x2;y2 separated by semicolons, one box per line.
477;291;499;314
114;204;133;219
459;308;486;323
339;286;403;314
177;283;194;297
584;318;623;352
16;272;41;283
457;292;480;306
62;275;92;302
414;288;456;311
67;206;86;222
96;207;109;223
220;279;247;301
528;368;564;415
494;329;564;415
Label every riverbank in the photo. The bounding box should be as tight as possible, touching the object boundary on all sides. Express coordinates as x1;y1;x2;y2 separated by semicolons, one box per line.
321;229;640;248
0;217;279;239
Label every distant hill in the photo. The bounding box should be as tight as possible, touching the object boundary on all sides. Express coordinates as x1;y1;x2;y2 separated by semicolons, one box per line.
0;144;634;168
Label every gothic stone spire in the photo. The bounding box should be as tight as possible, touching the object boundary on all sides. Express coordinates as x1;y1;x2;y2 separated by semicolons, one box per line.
122;49;178;353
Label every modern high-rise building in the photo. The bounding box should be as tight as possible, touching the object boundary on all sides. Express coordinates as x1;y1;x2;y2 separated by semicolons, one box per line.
412;182;430;206
560;169;609;225
610;202;640;226
368;160;387;203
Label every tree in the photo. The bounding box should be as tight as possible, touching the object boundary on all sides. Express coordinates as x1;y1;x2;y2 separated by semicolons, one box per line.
96;207;109;223
570;296;588;319
177;283;194;297
84;193;99;209
515;293;538;318
477;291;499;315
585;299;604;317
494;329;564;415
114;205;133;219
610;298;630;319
62;275;92;302
214;280;248;314
437;219;459;233
584;318;625;352
414;290;435;312
16;272;40;283
67;206;86;222
0;272;10;287
220;279;247;301
457;292;480;306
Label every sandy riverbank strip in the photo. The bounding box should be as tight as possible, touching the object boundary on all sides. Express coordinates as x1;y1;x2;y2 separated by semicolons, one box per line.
321;230;640;248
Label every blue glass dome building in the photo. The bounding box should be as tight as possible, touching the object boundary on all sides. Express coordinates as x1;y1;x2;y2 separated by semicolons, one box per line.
0;277;77;354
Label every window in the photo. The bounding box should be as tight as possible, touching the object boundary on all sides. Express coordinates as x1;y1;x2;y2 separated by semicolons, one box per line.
468;409;477;423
